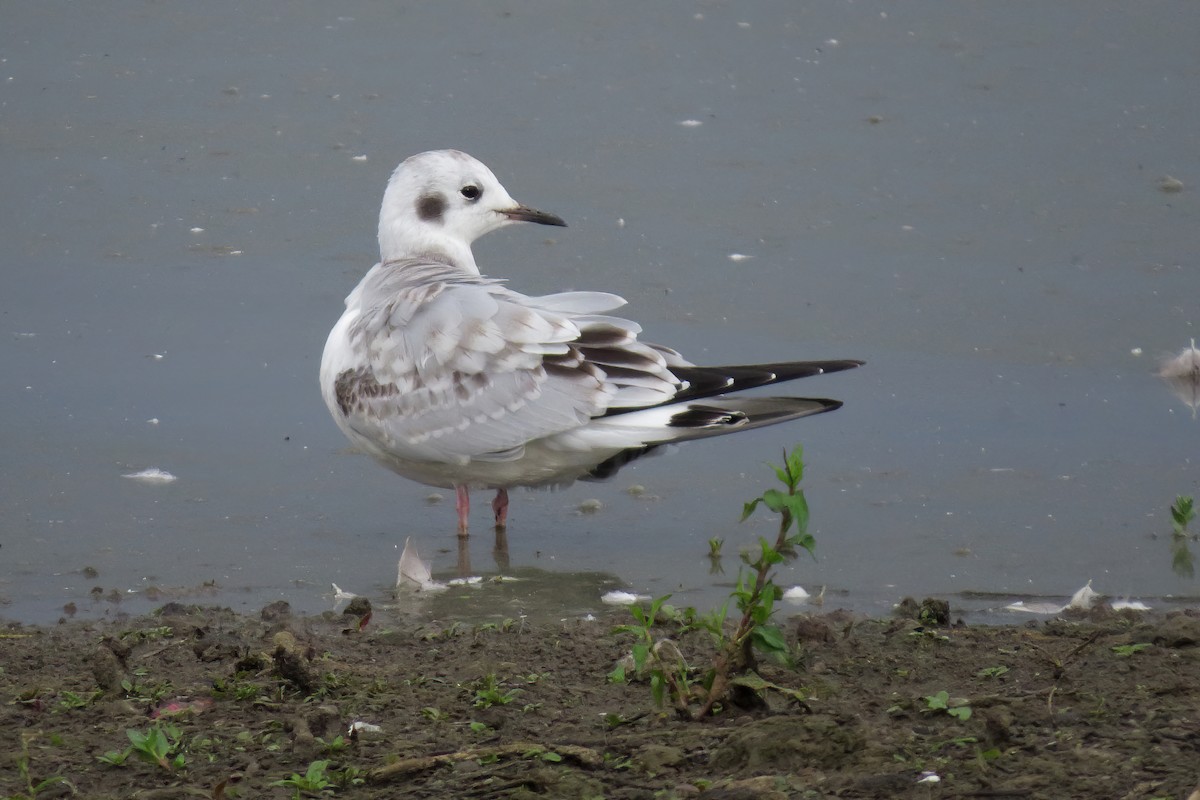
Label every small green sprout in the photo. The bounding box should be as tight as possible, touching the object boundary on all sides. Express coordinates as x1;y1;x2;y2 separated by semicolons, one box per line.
103;724;185;770
924;690;972;720
1170;495;1195;535
976;665;1010;679
470;674;520;708
1111;643;1151;657
272;759;333;798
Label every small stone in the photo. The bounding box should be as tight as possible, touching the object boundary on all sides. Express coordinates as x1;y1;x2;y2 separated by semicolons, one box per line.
344;596;372;619
261;600;292;621
90;644;125;693
634;744;685;773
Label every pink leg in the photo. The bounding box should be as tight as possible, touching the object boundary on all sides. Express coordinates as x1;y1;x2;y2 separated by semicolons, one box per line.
492;488;509;530
455;485;470;537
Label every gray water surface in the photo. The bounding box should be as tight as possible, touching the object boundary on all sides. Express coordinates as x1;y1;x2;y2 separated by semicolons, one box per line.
3;2;1198;624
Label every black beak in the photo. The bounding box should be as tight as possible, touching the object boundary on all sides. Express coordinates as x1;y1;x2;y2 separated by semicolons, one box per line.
501;205;567;227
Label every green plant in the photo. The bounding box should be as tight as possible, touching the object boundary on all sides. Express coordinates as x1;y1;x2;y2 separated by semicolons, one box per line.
316;734;348;753
613;446;817;718
12;732;75;799
1111;643;1150;657
1170;495;1197;578
470;674;520;709
976;665;1010;679
212;677;264;701
330;765;367;790
609;595;692;713
924;690;972;720
119;625;173;643
100;723;185;770
120;673;173;705
129;723;185;770
96;749;130;767
56;689;102;710
272;759;333;798
707;537;726;575
1171;495;1195;534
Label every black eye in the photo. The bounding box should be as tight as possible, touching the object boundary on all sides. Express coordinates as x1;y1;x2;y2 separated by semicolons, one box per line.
460;185;481;201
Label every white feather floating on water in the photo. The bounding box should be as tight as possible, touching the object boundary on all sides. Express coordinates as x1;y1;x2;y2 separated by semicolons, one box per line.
601;590;649;605
782;585;811;602
122;468;177;484
396;537;446;592
1159;338;1200;417
1004;601;1067;615
1111;599;1152;611
1003;580;1150;615
1066;579;1099;610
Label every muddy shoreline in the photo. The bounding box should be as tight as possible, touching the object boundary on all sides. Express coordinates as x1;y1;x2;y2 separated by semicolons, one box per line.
3;601;1199;799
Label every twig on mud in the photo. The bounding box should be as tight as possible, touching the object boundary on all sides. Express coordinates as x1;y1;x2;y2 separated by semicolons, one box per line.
135;639;190;662
1025;630;1104;677
366;742;603;782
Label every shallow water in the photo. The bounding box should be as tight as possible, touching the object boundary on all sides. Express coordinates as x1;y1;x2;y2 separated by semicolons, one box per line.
3;2;1198;624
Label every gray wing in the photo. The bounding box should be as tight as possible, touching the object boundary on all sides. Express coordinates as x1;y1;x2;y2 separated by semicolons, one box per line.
333;261;684;464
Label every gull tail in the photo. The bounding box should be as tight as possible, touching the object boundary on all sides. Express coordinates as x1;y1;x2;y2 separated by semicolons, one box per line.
583;358;862;480
599;394;845;445
584;396;843;480
602;358;863;416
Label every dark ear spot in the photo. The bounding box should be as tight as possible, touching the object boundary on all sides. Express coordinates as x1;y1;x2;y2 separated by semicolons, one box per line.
416;193;447;223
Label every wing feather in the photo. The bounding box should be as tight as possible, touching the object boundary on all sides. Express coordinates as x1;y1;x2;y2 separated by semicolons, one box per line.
332;259;677;463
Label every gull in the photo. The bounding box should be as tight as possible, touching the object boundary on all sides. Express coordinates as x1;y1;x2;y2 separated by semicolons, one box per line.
320;150;861;537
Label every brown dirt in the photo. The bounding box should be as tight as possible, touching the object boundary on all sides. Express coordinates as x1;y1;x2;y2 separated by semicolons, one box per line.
3;600;1199;799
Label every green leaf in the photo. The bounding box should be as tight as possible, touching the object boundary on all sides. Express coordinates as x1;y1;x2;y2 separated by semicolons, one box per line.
948;706;972;721
780;491;810;534
761;489;787;514
631;642;649;671
649;673;665;708
771;464;790;487
730;671;807;702
751;625;788;654
541;751;563;762
31;776;74;794
741;498;763;522
790;532;817;558
925;690;949;711
1171;495;1195;530
785;446;805;487
758;537;785;566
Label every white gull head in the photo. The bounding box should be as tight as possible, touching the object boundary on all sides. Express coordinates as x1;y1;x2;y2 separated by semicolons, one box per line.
377;149;566;274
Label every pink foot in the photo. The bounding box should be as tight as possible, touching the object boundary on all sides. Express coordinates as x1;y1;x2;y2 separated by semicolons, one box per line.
492;488;509;530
